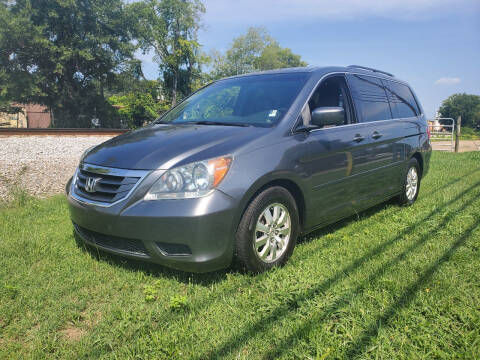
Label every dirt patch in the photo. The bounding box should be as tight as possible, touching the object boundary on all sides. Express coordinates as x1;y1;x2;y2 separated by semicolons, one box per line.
60;326;87;342
59;309;102;342
432;140;480;152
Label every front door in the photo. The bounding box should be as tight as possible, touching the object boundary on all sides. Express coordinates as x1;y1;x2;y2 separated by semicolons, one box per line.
296;75;370;228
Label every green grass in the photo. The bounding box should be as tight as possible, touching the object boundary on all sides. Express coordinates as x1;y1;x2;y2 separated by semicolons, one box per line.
430;126;480;141
1;152;480;359
460;127;480;140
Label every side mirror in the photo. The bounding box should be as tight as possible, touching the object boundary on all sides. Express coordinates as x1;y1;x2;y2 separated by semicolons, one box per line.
311;107;345;127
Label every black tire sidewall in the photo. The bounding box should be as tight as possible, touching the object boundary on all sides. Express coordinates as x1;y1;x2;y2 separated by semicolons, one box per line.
235;186;300;273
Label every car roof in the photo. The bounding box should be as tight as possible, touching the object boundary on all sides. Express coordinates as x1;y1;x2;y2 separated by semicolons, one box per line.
223;65;409;85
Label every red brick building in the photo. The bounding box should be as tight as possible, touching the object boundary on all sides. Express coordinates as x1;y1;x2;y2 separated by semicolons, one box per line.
0;103;52;128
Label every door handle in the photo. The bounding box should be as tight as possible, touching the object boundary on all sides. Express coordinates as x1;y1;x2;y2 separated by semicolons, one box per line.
353;134;365;142
372;132;383;140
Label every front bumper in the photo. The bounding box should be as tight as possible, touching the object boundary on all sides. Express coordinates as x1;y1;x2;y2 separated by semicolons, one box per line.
68;188;238;272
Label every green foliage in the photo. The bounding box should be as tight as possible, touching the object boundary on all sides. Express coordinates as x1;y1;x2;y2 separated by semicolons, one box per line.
0;0;137;127
108;80;168;128
132;0;205;106
0;1;310;129
143;282;188;311
143;283;159;302
459;126;480;140
209;27;307;79
438;93;480;129
168;295;188;311
256;43;307;71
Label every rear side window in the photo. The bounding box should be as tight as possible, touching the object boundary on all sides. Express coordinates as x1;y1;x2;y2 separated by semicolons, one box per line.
346;74;392;122
384;80;419;118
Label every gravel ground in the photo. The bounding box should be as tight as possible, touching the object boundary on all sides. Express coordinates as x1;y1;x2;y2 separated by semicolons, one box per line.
3;136;477;203
0;135;114;201
431;139;480;152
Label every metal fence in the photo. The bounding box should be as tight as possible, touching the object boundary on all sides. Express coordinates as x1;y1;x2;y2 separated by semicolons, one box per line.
428;118;455;151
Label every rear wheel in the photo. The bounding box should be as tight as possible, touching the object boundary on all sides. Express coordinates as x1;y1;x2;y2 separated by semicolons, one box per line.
398;157;421;206
235;186;299;273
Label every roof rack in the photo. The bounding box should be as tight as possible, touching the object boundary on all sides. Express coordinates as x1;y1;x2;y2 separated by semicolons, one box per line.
347;65;394;77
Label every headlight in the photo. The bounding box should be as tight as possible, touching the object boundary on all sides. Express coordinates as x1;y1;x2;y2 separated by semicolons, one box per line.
144;156;232;200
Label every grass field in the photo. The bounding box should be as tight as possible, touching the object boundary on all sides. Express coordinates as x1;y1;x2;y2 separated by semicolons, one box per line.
430;127;480;141
1;152;479;359
460;127;480;140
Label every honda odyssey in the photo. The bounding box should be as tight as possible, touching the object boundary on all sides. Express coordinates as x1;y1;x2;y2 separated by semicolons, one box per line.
67;65;432;273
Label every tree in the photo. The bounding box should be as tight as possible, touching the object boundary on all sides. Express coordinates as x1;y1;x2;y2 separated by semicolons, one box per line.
256;43;307;71
0;0;45;111
132;0;205;107
474;104;480;127
209;27;307;79
0;0;136;127
108;80;168;128
438;93;480;128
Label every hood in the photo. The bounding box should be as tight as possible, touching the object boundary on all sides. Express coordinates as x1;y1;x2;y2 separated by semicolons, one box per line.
82;123;268;170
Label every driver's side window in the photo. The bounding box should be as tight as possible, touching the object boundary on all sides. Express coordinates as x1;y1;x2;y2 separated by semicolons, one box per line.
301;75;352;127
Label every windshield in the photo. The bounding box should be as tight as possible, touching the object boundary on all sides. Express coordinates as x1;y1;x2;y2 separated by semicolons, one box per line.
157;73;308;127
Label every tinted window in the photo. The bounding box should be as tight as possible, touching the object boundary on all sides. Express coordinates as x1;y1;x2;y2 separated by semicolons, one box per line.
384;81;419;118
347;74;392;122
159;73;307;127
301;76;351;127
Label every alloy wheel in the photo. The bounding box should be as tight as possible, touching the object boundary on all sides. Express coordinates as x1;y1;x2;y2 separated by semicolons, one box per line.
406;166;418;201
253;203;291;263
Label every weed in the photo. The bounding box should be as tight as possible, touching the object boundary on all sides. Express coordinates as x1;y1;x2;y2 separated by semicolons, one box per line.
168;295;188;312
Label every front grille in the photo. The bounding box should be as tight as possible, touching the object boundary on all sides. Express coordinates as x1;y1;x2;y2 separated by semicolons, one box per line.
73;165;143;204
74;224;149;257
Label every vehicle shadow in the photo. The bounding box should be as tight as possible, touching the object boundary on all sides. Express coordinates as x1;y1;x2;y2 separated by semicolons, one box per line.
73;168;480;295
72;196;395;287
73;166;479;286
343;219;479;359
72;165;478;287
189;180;480;360
260;187;480;359
73;231;229;286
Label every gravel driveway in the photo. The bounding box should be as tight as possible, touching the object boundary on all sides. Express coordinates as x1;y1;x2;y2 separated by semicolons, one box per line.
0;135;114;201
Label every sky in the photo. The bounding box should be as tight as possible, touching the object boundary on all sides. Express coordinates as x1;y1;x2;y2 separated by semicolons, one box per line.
139;0;480;119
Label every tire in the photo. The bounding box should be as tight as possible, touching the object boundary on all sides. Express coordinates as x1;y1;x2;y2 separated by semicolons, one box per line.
398;157;421;206
234;186;300;273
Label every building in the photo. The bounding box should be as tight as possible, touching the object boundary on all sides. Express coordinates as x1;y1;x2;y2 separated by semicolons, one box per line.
0;103;52;128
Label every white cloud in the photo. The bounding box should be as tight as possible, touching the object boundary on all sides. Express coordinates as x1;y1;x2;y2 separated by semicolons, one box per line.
203;0;476;23
434;77;461;85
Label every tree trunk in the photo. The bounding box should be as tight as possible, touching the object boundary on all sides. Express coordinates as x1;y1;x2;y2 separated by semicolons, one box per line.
50;106;55;128
171;70;178;107
455;116;462;153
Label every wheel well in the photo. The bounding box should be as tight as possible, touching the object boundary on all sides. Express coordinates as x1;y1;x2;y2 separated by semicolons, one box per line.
412;152;423;178
249;179;306;231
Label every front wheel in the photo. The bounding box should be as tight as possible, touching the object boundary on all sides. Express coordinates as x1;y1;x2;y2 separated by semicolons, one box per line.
234;186;300;273
398;158;421;206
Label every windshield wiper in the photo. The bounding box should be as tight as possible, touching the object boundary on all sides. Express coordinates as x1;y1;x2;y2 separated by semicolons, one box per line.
184;120;251;127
